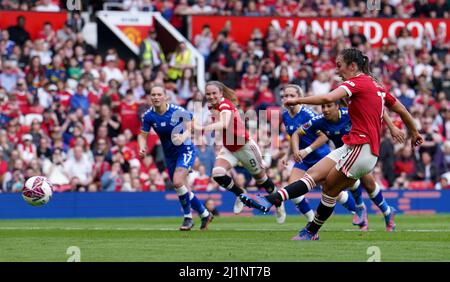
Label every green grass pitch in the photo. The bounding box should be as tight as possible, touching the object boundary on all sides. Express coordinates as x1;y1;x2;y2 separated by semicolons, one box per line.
0;214;449;262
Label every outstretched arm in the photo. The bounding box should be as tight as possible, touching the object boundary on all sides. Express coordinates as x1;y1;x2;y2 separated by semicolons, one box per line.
285;87;348;106
387;101;424;148
194;110;232;132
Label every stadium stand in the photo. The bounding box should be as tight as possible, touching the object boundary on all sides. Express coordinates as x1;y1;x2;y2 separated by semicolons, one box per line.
0;0;449;193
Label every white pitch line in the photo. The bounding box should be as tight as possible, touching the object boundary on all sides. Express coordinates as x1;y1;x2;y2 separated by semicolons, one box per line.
0;227;450;232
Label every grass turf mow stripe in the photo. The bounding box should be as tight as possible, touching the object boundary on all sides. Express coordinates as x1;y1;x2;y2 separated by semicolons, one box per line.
0;215;449;262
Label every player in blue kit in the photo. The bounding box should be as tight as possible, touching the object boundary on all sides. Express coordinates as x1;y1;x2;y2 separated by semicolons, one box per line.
279;85;357;223
297;101;401;231
138;84;213;231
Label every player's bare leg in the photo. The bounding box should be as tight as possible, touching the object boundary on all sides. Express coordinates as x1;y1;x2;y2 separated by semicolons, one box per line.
212;159;246;214
360;174;396;231
289;168;314;223
266;157;336;207
173;168;212;231
293;168;356;240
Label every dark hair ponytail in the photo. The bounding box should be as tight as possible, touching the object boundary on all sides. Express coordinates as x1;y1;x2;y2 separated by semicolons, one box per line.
362;55;370;75
340;48;371;75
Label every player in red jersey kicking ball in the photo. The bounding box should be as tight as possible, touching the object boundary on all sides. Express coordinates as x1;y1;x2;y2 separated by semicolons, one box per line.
194;81;286;223
240;48;424;239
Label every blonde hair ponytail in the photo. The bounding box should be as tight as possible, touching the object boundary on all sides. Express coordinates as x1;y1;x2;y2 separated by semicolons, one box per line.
206;80;239;105
283;84;305;97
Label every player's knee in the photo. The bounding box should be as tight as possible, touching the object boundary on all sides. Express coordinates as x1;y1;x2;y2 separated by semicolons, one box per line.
362;178;376;191
172;177;184;188
212;167;232;188
212;167;227;178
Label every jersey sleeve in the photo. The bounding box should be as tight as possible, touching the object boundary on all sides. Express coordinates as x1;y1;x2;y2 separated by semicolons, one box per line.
339;79;359;97
218;101;233;112
300;116;321;136
141;112;152;133
385;91;397;108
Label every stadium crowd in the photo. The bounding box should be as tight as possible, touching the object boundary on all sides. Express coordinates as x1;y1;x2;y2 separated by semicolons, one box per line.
0;1;449;194
1;1;449;18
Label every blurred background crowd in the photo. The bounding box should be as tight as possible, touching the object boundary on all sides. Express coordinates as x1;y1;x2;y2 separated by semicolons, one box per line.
0;0;449;194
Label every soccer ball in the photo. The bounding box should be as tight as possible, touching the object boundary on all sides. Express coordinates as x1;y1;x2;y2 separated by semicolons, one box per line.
22;176;53;206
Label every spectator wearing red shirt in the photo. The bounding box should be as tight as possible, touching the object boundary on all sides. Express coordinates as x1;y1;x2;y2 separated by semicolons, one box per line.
92;150;111;189
241;64;260;92
148;168;166;192
111;134;136;162
394;146;417;181
254;76;275;111
192;165;210;191
0;150;8;184
119;90;141;136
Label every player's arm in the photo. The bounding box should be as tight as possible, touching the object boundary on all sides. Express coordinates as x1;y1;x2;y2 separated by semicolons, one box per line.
383;111;405;144
138;115;152;159
292;127;329;162
138;130;149;159
194;110;232;132
386;100;424;148
285;87;348;106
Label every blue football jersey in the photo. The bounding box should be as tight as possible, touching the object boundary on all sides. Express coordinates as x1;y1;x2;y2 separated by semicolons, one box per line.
300;107;352;148
141;104;194;157
282;107;330;166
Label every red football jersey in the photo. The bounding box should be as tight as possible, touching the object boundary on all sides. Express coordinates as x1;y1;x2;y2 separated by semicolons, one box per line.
338;74;397;156
213;98;249;152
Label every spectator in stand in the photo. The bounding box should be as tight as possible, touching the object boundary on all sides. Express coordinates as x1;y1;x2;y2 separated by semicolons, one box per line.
94;104;121;139
35;0;60;12
168;41;196;82
194;24;213;62
191;0;217;14
70;83;90;115
176;68;195;105
415;151;439;184
139;28;166;72
254;76;276;111
0;60;24;93
419;116;442;158
101;161;122;192
42;148;71;192
102;55;124;83
311;72;331;96
64;145;93;191
66;12;85;33
192;164;210;191
394;145;417;188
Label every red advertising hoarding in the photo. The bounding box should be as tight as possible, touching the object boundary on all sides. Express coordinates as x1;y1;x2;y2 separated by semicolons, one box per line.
0;11;67;40
190;16;449;47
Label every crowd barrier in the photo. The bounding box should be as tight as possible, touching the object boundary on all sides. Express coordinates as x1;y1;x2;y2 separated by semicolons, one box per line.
0;190;448;219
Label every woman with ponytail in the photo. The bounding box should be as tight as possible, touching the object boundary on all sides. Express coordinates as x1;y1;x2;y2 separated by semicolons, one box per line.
194;81;286;224
240;48;424;240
